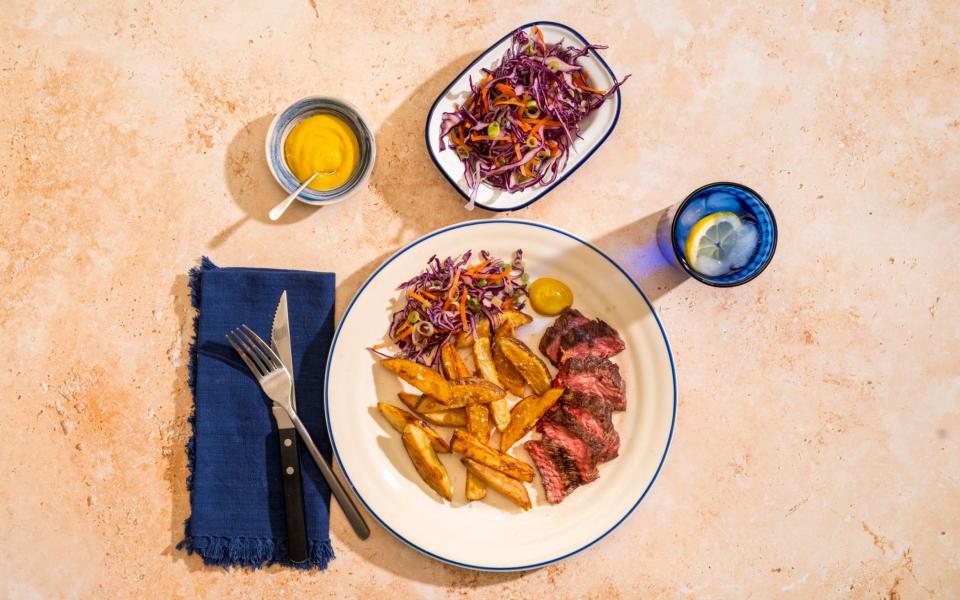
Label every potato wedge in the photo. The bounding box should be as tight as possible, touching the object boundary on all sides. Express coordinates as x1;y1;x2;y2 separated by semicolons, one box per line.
488;398;511;432
451;430;534;482
466;404;490;439
465;404;490;500
417;378;506;411
472;320;501;385
496;336;552;394
497;309;533;330
377;402;450;453
462;458;531;510
473;320;511;430
455;330;474;348
396;392;421;412
499;388;564;452
492;323;527;397
397;393;467;427
381;358;452;404
440;343;472;379
402;424;452;500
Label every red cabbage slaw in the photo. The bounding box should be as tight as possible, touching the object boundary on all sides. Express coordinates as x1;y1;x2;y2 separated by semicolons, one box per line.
438;27;629;208
372;250;528;367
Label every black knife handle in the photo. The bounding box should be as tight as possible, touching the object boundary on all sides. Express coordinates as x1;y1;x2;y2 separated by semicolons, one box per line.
278;427;308;563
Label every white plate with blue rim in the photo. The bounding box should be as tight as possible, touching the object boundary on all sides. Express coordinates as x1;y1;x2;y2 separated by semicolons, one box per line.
424;21;625;212
325;220;675;571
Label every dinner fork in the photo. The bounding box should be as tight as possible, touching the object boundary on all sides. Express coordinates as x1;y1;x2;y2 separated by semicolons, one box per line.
226;325;371;540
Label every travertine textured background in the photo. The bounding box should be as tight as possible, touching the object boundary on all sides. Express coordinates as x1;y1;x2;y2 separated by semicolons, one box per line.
2;1;958;598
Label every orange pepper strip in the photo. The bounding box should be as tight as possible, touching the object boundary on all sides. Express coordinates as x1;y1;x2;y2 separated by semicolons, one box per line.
458;287;469;331
406;290;431;308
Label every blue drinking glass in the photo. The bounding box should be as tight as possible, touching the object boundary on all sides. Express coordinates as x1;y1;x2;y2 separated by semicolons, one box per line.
656;182;777;286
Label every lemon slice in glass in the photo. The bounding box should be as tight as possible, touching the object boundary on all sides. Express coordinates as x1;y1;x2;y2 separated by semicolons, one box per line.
684;211;742;275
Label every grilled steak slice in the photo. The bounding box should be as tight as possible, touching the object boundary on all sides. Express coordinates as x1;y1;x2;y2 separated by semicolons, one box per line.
559;319;625;363
555;389;614;426
539;308;589;366
546;403;620;462
537;420;599;484
554;356;626;411
525;440;582;504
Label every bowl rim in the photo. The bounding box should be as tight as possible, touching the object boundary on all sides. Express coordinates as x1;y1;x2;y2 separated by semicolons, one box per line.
423;20;623;213
669;181;779;287
264;95;376;206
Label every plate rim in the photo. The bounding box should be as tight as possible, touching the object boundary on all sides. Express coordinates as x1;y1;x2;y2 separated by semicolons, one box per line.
323;219;677;571
423;20;624;213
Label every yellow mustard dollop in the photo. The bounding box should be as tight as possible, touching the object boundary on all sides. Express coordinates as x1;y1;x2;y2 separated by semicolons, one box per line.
283;114;359;191
528;277;574;316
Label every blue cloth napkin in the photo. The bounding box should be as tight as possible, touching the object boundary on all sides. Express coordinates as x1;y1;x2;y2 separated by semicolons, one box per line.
178;257;336;569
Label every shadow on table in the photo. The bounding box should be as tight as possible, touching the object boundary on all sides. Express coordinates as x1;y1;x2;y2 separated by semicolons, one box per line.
589;208;690;304
369;52;494;245
209;114;323;249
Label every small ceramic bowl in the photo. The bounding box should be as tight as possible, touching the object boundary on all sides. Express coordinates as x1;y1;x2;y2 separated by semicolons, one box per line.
265;96;376;205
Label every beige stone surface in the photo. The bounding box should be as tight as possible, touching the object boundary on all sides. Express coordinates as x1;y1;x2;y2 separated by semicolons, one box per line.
2;0;959;597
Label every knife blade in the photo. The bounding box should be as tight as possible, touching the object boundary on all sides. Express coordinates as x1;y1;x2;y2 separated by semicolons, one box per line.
271;290;308;563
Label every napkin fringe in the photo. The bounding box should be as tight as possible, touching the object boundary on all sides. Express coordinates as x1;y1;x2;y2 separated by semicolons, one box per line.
177;535;335;569
185;256;217;492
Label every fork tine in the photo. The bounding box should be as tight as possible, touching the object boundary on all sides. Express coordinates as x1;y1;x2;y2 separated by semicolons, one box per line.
240;324;284;371
226;332;263;377
231;329;271;375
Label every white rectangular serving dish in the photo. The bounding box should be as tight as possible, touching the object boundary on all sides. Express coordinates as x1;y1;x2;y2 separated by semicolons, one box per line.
424;21;624;212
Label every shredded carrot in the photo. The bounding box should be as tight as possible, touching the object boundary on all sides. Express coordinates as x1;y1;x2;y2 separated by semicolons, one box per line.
520;163;533;178
370;341;390;350
458;287;469;331
575;81;606;95
531;118;563;136
443;269;460;310
470;134;512;142
573;72;607;95
494;83;516;97
516;120;532;132
396;326;413;341
486;268;512;282
493;98;526;108
466;258;492;275
533;26;546;53
514;143;522;160
502;296;515;311
406;290;431;308
480;76;492;112
419;289;438;301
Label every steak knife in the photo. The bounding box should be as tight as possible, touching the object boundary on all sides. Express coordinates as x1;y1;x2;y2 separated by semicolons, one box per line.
271;291;308;563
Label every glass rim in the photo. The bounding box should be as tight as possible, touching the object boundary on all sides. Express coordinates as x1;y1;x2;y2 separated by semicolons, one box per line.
671;181;778;287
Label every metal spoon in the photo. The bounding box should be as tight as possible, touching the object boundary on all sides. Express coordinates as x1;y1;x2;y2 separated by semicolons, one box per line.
269;170;334;221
